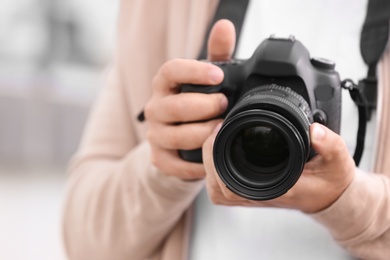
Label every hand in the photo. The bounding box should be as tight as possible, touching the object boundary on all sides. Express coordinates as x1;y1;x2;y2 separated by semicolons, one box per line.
144;20;235;180
202;123;356;213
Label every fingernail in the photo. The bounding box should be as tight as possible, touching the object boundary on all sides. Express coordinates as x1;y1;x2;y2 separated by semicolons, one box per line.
313;124;326;141
220;95;228;111
214;122;223;133
209;68;223;83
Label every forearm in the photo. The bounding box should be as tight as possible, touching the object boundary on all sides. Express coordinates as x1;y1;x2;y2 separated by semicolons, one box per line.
312;169;390;260
63;141;204;260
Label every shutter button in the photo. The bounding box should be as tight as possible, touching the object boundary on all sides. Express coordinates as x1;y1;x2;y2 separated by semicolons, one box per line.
311;57;335;70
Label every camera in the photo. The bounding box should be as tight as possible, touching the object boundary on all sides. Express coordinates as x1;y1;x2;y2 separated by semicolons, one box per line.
180;36;341;200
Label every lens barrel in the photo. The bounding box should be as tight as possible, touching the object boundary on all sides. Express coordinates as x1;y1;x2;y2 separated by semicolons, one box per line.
213;85;313;200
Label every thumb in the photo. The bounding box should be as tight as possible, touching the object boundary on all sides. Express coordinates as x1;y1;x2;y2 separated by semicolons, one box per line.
207;19;236;61
310;123;351;163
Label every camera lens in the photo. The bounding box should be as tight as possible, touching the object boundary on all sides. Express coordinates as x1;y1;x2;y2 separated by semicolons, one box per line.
213;85;313;200
231;124;289;173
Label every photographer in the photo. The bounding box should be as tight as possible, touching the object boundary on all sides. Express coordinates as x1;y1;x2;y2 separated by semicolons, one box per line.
63;0;390;259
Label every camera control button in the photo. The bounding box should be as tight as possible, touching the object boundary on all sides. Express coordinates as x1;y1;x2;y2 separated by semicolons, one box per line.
269;34;295;42
311;57;335;70
313;110;328;125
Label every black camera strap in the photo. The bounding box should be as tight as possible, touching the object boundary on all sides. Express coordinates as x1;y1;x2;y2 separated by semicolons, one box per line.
343;0;390;166
198;0;250;60
341;79;368;166
359;0;390;113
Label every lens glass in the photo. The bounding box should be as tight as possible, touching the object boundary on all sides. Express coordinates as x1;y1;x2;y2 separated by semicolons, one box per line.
231;124;289;174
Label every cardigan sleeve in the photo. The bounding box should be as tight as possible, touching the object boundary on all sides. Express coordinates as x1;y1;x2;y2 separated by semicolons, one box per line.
311;169;390;260
62;0;207;259
62;65;204;260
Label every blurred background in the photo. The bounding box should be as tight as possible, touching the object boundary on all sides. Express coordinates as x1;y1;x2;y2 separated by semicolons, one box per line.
0;0;118;259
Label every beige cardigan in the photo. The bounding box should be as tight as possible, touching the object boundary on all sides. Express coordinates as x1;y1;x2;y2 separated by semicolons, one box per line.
63;1;390;259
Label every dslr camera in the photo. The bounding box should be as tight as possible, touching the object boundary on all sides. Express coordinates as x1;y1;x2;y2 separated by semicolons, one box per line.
180;36;341;200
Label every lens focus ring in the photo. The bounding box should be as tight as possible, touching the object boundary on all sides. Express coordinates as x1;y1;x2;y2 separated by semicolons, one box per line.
213;84;313;200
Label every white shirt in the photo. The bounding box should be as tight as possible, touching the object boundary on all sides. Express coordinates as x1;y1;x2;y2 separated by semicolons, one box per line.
190;0;374;259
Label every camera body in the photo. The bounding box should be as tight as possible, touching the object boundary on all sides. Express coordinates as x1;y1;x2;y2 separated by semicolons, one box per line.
181;36;341;200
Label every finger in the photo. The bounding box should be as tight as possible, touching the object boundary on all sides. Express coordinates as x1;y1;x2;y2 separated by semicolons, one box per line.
215;175;246;202
204;154;241;205
203;123;226;204
202;123;245;203
147;93;228;123
148;119;223;150
150;146;206;180
202;122;222;171
152;59;223;95
212;161;246;203
310;123;352;163
204;164;234;205
207;19;236;61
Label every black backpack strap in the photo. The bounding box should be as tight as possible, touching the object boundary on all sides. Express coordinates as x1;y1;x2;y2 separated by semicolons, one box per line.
198;0;250;60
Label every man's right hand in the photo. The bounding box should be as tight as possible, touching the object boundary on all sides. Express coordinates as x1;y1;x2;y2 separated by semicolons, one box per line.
144;19;236;180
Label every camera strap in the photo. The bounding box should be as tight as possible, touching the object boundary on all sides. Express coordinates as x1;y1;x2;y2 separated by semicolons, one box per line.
359;0;390;114
198;0;250;60
343;0;390;166
341;80;368;166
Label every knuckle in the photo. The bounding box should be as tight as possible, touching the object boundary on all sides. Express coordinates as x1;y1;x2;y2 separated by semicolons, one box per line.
143;100;155;121
160;59;178;80
211;94;224;113
196;94;223;118
331;138;347;159
160;62;171;78
151;74;159;90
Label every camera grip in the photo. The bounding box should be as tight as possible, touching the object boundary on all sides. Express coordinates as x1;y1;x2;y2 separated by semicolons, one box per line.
178;84;219;164
181;83;224;94
178;66;237;163
179;148;203;163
